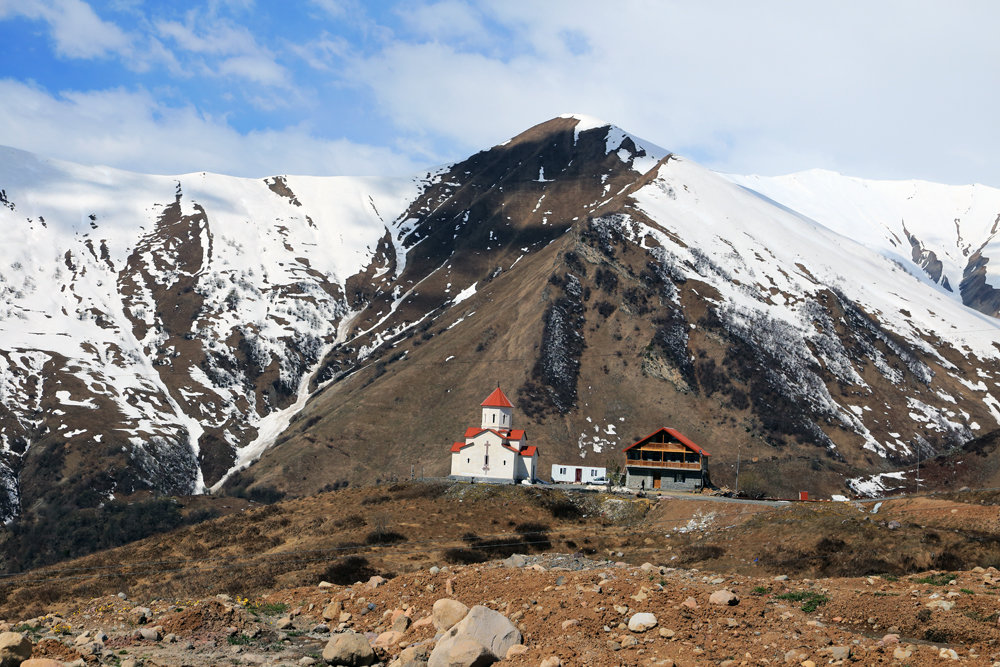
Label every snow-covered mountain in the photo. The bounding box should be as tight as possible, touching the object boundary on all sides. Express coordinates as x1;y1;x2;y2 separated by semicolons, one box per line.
2;115;1000;533
727;170;1000;318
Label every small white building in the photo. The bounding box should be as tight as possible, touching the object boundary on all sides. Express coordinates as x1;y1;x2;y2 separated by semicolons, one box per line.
551;465;607;484
450;387;538;483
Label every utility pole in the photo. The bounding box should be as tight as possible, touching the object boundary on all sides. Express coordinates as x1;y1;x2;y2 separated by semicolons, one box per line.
735;442;741;496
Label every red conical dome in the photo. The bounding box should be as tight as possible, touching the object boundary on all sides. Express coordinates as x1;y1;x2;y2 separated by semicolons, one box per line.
481;386;513;408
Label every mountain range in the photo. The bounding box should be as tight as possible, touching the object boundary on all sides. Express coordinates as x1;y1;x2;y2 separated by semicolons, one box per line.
2;114;1000;538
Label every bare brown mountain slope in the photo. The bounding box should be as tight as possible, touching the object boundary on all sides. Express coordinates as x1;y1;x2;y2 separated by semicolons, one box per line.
235;117;1000;500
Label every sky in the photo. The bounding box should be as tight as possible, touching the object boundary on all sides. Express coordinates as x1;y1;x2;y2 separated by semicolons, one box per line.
0;0;998;186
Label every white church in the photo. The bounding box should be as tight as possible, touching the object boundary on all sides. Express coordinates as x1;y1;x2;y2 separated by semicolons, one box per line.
449;387;538;483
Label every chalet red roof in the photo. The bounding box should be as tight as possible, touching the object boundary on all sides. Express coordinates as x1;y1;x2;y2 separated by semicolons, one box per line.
481;387;513;408
623;427;711;457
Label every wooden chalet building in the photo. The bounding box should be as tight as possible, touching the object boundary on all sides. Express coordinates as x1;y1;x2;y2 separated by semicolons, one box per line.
623;428;710;491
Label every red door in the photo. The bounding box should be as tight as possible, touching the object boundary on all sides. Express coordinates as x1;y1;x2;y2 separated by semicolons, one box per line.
575;468;582;483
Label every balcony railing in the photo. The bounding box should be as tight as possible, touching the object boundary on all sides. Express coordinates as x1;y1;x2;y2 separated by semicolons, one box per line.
626;460;701;470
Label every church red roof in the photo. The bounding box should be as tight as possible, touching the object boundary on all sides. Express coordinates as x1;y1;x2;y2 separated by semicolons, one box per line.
481;387;513;408
450;441;468;452
463;427;527;441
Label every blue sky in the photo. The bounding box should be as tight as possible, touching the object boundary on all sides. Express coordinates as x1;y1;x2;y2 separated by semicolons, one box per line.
1;1;998;187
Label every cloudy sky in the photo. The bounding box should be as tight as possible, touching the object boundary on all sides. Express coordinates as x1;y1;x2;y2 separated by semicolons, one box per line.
1;0;998;186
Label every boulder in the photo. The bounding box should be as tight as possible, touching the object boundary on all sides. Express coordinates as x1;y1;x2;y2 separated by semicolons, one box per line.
322;631;376;666
432;599;470;631
0;632;32;667
428;637;492;667
709;590;739;606
396;643;431;666
627;613;657;632
428;605;522;667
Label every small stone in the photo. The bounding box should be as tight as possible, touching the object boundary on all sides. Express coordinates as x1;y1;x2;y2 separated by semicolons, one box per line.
322;600;343;621
163;632;178;643
506;644;529;658
561;618;579;630
658;628;675;639
925;600;955;611
709;590;739;606
784;649;806;664
881;633;899;645
299;657;318;666
373;629;403;648
682;596;698;609
504;555;527;568
627;613;657;632
392;614;412;633
117;592;128;600
828;646;851;660
893;646;913;660
939;647;959;660
275;616;294;630
139;627;160;641
429;566;441;575
539;657;562;667
312;624;330;634
620;635;638;647
801;661;816;667
318;581;333;589
366;575;386;589
773;575;789;581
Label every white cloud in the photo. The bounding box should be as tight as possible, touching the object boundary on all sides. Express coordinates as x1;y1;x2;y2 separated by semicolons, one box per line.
395;1;490;44
0;0;131;59
342;0;1000;187
0;79;421;178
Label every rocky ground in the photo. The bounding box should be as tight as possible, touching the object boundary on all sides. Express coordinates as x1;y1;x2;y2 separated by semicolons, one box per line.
2;552;1000;666
3;485;1000;666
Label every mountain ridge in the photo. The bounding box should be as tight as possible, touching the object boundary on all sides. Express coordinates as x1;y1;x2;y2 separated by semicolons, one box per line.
2;116;1000;553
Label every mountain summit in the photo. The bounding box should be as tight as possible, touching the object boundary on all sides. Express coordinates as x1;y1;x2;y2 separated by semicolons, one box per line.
2;116;1000;547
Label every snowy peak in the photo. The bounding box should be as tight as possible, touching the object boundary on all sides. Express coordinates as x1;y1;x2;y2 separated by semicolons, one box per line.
728;170;1000;318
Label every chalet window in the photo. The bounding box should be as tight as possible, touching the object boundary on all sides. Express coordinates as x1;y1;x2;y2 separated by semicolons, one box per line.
559;467;566;474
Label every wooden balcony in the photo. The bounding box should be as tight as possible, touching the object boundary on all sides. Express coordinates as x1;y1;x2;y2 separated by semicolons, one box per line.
626;460;701;471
